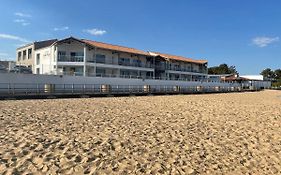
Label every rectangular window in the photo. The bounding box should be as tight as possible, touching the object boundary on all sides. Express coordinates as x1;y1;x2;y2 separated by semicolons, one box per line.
28;49;32;59
96;68;106;76
23;50;27;60
58;51;66;56
96;54;106;63
70;52;84;62
58;51;66;61
17;52;22;61
132;59;141;67
36;54;40;65
118;58;130;66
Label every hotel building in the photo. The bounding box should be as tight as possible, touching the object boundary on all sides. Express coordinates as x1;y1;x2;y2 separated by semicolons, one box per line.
16;37;208;81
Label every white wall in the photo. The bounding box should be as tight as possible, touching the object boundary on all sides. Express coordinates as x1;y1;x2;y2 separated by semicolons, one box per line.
0;73;240;88
34;46;55;74
242;80;271;89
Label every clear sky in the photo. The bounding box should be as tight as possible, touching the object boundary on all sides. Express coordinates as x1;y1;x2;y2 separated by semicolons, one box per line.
0;0;280;74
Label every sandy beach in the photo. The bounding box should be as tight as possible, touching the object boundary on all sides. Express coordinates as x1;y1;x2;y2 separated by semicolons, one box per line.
0;90;280;174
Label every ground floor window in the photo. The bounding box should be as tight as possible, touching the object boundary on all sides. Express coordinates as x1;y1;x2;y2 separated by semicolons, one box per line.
96;68;106;76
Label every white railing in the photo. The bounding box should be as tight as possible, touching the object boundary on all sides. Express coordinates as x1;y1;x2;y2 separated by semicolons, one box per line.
58;56;84;62
0;83;243;99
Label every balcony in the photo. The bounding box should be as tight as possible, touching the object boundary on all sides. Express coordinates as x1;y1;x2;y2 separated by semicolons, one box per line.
166;66;207;74
118;61;153;68
87;59;154;69
58;56;84;62
63;71;83;76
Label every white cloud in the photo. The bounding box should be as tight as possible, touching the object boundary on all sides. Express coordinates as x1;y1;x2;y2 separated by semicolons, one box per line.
22;22;30;26
15;44;26;47
0;33;30;43
14;19;30;26
84;28;107;36
54;26;69;31
14;12;32;18
252;36;279;47
14;19;25;23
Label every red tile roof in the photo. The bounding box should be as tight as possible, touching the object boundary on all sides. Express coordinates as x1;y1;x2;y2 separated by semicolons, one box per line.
222;76;249;81
149;52;208;64
82;39;150;56
80;38;207;64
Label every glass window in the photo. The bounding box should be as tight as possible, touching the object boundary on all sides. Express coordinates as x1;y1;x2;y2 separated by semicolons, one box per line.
132;59;141;67
96;54;106;63
36;54;40;65
58;51;66;56
58;51;66;62
118;58;130;65
28;49;32;59
23;50;27;60
17;52;22;61
70;52;84;62
96;68;106;76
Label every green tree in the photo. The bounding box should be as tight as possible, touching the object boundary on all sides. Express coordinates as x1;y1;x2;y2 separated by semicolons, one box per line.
274;69;281;80
208;64;238;75
260;68;274;79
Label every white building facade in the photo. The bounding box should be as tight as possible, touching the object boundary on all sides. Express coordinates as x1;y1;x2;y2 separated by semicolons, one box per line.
19;37;208;82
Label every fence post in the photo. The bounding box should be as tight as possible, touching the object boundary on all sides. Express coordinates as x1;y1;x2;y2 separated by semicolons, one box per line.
26;84;28;95
37;84;39;94
8;84;10;94
12;84;15;95
83;84;85;94
72;84;74;94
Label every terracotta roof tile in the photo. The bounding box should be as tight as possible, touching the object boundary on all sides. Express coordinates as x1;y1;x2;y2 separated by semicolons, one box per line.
82;39;150;56
149;52;207;64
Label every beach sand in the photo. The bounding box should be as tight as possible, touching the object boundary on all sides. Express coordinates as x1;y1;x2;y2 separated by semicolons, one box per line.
0;90;280;174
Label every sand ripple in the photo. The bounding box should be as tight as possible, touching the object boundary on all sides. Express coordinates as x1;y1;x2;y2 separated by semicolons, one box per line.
0;90;280;174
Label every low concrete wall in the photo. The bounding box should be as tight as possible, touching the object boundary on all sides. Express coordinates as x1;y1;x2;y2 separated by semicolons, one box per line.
0;73;240;88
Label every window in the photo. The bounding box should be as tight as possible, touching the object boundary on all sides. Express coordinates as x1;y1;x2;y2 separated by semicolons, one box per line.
132;59;141;67
70;52;84;62
96;68;106;76
118;58;130;66
17;52;22;61
96;54;106;63
36;54;40;65
174;64;180;71
23;50;27;60
58;51;66;61
28;49;32;59
120;69;130;76
58;51;66;56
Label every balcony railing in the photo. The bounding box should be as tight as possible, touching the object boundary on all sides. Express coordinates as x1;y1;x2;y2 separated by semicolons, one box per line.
167;67;207;74
87;59;154;69
62;72;84;76
58;56;84;62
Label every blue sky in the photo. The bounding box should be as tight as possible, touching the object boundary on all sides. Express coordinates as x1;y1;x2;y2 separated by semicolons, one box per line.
0;0;280;74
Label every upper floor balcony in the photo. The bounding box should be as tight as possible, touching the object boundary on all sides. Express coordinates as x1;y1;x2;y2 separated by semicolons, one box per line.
58;55;84;62
168;67;207;74
155;64;207;74
87;58;154;69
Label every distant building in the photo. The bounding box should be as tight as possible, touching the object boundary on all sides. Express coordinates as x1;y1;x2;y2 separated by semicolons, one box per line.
16;39;58;72
222;74;271;90
0;60;16;72
240;75;271;90
16;37;208;81
207;74;234;82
